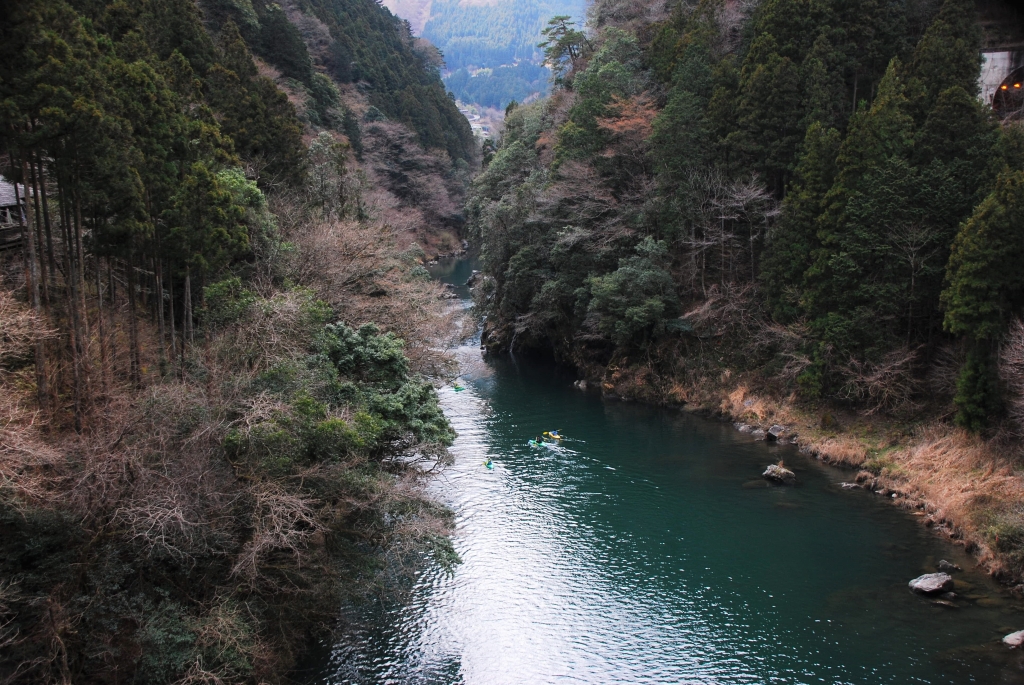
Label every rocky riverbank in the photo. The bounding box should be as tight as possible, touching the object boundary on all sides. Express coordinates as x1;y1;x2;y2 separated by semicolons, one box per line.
559;361;1024;593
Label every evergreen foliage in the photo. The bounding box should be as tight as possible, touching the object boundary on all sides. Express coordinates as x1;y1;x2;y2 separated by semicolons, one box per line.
0;0;465;679
299;0;475;161
470;0;1023;431
942;170;1024;342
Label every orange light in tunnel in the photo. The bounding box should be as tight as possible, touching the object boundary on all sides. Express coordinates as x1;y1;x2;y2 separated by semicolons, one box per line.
1016;83;1023;89
1002;84;1010;90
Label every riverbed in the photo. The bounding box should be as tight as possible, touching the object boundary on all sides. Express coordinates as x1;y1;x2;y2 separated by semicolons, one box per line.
304;258;1024;684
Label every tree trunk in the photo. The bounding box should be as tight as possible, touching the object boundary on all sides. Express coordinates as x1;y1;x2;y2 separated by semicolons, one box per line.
36;155;56;296
59;180;85;431
96;255;109;394
72;183;91;346
28;154;49;310
156;258;166;366
17;156;48;410
126;252;142;387
184;267;193;345
168;265;177;360
108;258;118;375
71;180;93;412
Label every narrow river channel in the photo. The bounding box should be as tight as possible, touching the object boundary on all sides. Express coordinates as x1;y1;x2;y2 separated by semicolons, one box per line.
305;258;1024;684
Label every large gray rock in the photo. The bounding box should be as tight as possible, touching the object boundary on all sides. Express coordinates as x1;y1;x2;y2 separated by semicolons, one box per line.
908;572;954;595
1004;630;1024;648
766;424;786;441
762;463;796;484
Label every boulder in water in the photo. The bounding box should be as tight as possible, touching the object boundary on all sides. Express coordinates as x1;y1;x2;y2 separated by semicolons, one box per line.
1004;630;1024;648
937;559;962;573
766;424;785;441
762;463;796;484
908;572;954;595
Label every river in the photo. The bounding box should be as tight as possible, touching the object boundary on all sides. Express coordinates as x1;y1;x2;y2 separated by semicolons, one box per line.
303;258;1024;684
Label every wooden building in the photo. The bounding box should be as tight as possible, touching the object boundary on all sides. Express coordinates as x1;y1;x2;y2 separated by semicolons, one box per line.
0;176;29;251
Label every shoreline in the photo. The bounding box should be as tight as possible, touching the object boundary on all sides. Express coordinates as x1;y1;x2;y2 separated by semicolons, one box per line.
561;363;1024;593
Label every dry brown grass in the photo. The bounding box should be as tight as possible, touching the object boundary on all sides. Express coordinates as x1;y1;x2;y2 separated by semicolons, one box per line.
674;369;1024;579
810;434;869;467
597;348;1024;582
888;427;1024;570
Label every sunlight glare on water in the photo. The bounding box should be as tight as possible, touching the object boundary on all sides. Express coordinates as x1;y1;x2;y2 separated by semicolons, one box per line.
304;258;1024;685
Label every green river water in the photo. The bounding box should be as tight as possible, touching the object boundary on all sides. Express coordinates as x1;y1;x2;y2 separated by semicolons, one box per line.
304;258;1024;684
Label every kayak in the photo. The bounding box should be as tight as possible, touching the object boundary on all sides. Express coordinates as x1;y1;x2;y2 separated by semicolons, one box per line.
543;430;563;440
453;384;465;392
483;459;493;469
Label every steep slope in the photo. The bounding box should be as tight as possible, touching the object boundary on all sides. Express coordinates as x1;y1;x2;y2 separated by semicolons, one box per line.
0;0;469;682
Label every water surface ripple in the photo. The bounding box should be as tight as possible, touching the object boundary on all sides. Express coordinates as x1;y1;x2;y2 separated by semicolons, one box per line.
307;260;1024;685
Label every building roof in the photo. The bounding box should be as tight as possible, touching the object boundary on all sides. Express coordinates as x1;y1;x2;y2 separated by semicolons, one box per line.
0;176;29;208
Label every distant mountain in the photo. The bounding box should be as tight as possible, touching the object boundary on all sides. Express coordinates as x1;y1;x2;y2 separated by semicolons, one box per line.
381;0;434;34
384;0;587;113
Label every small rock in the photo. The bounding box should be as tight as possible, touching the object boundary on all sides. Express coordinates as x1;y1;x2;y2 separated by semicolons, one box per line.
762;463;796;484
766;424;785;441
909;572;954;595
734;423;753;433
751;429;766;439
940;592;958;601
840;482;860;490
937;559;962;573
574;380;588;391
931;599;958;609
1004;630;1024;648
465;270;481;288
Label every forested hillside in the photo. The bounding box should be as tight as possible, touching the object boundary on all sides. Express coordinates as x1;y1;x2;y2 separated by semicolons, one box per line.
418;0;587;109
0;0;473;681
471;0;1024;578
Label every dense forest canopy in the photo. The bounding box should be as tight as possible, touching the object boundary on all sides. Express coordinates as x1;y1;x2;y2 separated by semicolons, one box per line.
0;0;471;681
470;0;1024;431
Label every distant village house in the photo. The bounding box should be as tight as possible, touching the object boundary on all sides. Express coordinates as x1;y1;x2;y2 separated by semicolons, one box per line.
0;176;29;251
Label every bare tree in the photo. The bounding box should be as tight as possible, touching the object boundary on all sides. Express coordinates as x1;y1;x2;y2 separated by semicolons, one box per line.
840;346;922;415
887;219;942;343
